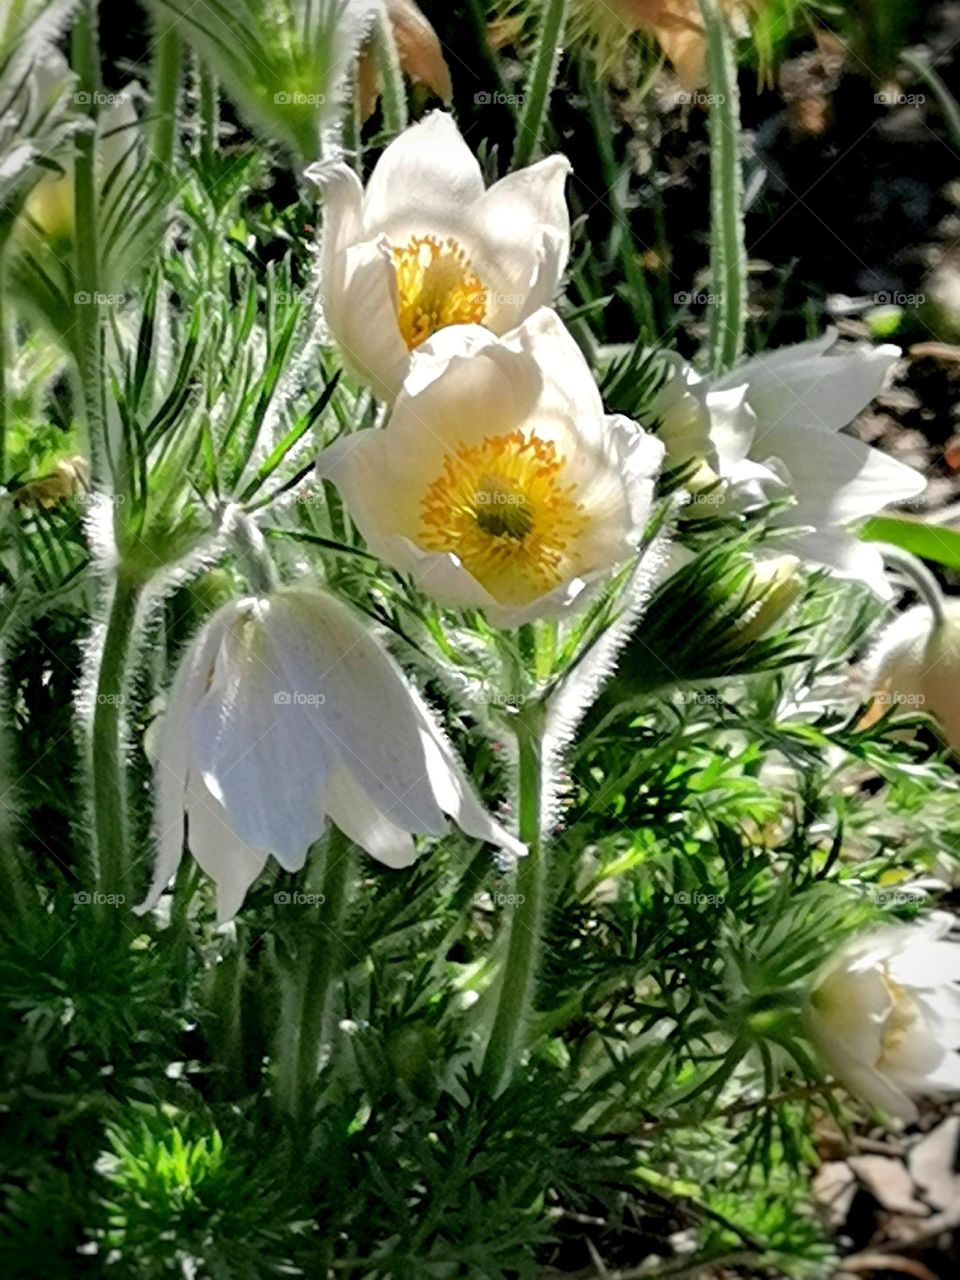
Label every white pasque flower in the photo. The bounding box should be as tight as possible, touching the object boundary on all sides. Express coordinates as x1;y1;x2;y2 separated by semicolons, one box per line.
309;111;571;400
807;915;960;1121
862;601;960;750
135;588;524;922
316;308;665;628
643;332;926;597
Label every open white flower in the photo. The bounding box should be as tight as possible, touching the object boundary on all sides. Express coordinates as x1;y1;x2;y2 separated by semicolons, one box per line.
862;601;960;750
309;111;571;399
317;308;665;627
643;332;926;596
807;915;960;1122
136;588;524;922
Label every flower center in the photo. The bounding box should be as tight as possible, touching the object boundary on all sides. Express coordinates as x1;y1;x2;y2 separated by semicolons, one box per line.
878;967;919;1067
391;235;488;351
419;430;588;604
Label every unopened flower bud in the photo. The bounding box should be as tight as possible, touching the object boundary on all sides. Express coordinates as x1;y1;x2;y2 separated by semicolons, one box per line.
863;602;960;749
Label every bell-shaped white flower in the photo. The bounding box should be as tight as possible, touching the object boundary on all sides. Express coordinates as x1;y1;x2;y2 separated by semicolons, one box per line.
863;601;960;749
807;915;960;1122
309;111;571;400
643;332;926;596
317;308;665;627
136;588;524;922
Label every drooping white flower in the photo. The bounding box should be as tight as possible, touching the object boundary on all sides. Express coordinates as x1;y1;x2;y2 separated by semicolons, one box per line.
862;601;960;749
642;332;926;597
136;588;524;922
309;111;571;400
807;914;960;1122
317;308;665;627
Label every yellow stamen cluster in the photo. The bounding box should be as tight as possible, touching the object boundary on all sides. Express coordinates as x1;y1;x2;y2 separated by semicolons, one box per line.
392;235;488;350
878;969;918;1067
419;430;587;604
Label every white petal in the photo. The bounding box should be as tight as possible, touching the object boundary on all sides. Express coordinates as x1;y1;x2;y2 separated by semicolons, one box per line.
411;691;526;861
761;422;926;527
266;591;449;836
730;340;900;437
810;1012;918;1121
185;778;269;922
470;154;571;327
324;767;418;869
705;383;757;470
326;239;410;402
777;529;894;598
574;415;663;565
135;603;237;915
191;602;335;868
362;111;485;239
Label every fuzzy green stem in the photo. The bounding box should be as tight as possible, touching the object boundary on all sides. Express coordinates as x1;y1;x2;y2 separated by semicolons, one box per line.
282;831;353;1117
0;256;7;482
91;571;141;906
580;61;657;339
881;546;948;629
71;1;108;486
372;13;408;135
480;704;546;1095
198;60;219;168
512;0;568;169
233;512;279;595
698;0;746;375
150;20;182;172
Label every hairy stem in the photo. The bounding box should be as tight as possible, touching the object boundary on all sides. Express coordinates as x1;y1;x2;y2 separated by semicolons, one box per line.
699;0;746;375
71;1;108;485
279;831;353;1117
512;0;568;169
0;257;7;482
372;12;408;135
198;59;219;169
91;571;141;906
151;19;182;172
480;703;546;1094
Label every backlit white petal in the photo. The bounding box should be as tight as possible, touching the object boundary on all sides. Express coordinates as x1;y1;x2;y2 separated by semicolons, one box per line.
722;339;900;437
362;111;485;239
185;779;269;923
760;423;926;527
135;604;237;915
191;602;334;867
411;693;525;862
324;767;418;869
471;155;571;324
267;591;448;836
